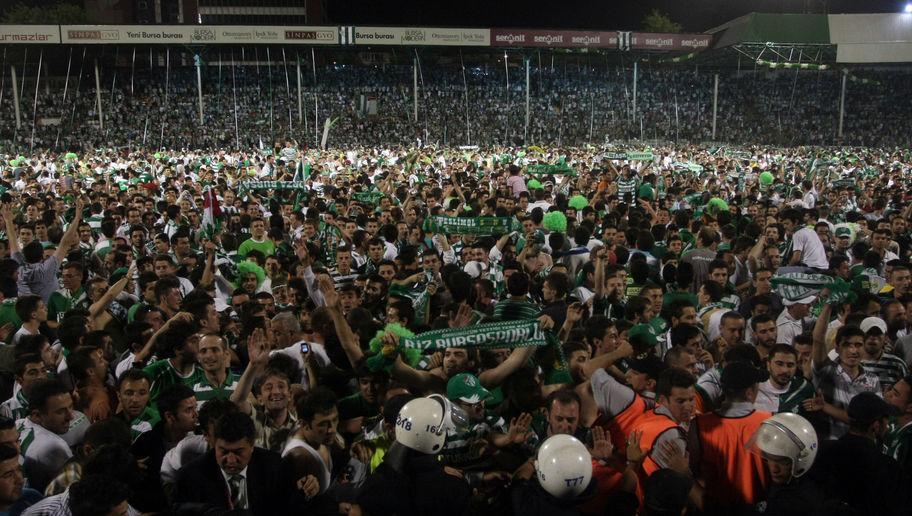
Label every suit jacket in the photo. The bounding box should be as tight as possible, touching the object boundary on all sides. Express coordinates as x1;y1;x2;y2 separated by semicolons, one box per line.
173;447;293;516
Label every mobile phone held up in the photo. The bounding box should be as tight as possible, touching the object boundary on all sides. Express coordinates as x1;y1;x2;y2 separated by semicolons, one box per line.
300;342;310;354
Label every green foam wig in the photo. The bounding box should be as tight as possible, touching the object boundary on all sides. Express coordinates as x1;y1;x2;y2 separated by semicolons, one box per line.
365;324;421;373
542;211;567;233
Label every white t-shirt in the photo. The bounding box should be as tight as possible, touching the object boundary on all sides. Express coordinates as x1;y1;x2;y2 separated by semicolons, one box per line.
790;227;828;269
270;342;330;390
755;380;789;413
17;417;73;492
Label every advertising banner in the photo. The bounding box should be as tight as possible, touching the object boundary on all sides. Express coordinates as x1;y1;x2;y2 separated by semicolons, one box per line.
491;29;618;48
353;27;490;46
60;25;339;45
201;26;338;44
630;33;713;51
0;25;60;44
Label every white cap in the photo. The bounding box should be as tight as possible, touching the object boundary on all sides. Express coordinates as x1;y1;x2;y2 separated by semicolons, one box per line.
860;317;888;335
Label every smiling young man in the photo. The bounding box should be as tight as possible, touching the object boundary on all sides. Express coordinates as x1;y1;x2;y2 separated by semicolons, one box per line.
191;334;239;410
811;303;882;440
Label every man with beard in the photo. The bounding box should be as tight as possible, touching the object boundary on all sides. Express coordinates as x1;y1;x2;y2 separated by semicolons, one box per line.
750;314;778;361
858;317;908;390
756;344;815;414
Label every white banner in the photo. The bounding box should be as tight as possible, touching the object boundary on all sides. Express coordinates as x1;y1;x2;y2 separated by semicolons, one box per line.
0;25;60;44
60;25;340;45
354;27;490;46
199;26;338;44
61;25;196;44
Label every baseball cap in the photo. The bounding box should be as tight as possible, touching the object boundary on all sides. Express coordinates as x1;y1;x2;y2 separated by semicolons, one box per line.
628;324;658;348
848;392;898;423
860;317;887;335
721;361;770;390
835;227;852;238
447;373;491;404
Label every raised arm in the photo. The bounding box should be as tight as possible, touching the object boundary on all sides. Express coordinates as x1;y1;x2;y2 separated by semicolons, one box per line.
54;200;84;263
88;260;136;320
231;328;269;415
0;204;19;256
318;277;364;367
812;301;832;369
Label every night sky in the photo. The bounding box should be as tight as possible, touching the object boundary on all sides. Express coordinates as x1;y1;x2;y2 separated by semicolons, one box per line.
326;0;907;32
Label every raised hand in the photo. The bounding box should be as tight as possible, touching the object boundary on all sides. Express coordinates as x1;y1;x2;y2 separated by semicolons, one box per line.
625;430;646;465
590;426;614;460
506;412;533;445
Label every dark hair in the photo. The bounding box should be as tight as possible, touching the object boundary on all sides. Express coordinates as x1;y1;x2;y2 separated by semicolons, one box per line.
544;272;570;299
13;352;44;379
198;398;239;432
154;276;181;303
14;294;43;322
656;368;697;398
506;272;531;297
116;368;151;391
545;389;581;411
68;474;132;516
156;383;195;419
22;241;44;264
67;347;99;384
26;378;70;413
83;418;131;451
0;443;16;463
768;343;798;360
155;319;200;358
214;411;256;443
750;313;776;330
295;387;338;424
835;325;865;346
382;394;415;426
14;333;48;359
670;324;702;348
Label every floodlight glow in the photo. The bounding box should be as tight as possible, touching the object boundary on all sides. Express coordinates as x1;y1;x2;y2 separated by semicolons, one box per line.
905;3;912;13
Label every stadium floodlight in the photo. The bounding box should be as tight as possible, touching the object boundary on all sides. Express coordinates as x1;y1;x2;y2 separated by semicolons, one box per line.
905;3;912;13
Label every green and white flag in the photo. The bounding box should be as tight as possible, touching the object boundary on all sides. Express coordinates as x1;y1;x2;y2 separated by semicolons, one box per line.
604;151;654;161
422;216;521;236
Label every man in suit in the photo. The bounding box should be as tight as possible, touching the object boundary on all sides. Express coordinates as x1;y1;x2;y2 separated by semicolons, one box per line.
173;411;318;515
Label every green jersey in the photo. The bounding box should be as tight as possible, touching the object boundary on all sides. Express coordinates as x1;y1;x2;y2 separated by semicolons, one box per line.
128;405;161;441
47;287;87;323
884;419;912;472
0;300;19;344
237;238;276;258
190;371;240;410
143;359;204;402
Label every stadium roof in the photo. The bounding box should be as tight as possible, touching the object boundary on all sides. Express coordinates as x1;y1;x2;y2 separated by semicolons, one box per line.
707;13;831;48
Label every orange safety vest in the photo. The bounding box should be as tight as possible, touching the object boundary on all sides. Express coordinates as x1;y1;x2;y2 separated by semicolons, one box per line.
633;408;685;477
694;409;772;508
592;392;649;455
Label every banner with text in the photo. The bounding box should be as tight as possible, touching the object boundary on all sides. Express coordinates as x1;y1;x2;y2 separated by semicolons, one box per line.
0;25;60;44
353;26;490;46
491;29;618;48
630;33;713;51
61;25;338;45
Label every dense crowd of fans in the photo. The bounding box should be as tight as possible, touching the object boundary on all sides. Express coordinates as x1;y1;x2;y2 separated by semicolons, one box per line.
0;60;910;151
0;100;907;514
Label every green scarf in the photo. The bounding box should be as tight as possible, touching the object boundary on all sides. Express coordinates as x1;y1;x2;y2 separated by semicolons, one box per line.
422;216;521;236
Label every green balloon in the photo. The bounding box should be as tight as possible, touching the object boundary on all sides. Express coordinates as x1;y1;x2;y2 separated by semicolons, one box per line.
759;171;774;185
